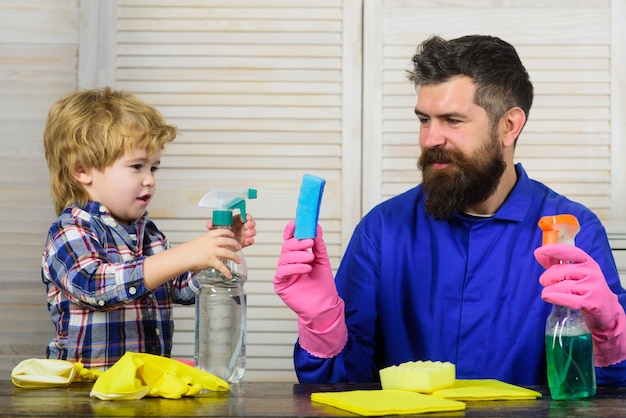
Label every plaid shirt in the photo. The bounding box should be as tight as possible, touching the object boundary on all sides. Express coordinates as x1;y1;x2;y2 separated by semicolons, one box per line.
42;201;198;369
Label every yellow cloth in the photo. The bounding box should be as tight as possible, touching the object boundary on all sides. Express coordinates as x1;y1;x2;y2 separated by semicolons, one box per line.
89;352;230;400
310;390;465;416
11;359;102;388
432;379;542;401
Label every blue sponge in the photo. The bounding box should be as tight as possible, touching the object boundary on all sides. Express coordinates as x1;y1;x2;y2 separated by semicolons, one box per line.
294;174;326;239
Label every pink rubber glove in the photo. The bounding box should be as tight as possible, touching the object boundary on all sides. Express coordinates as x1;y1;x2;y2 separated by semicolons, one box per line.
273;221;348;358
535;243;626;367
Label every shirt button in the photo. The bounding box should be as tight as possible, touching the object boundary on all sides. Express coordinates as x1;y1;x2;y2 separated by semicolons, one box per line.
99;205;107;213
155;329;160;336
98;300;105;307
129;287;137;295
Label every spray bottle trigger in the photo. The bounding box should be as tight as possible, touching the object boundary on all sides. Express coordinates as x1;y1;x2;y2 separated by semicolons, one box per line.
227;198;247;220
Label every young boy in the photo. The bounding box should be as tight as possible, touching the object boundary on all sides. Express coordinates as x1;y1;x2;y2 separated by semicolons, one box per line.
41;87;256;369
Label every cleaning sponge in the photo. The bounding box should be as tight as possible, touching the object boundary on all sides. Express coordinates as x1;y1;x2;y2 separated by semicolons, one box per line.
294;174;326;239
379;360;455;393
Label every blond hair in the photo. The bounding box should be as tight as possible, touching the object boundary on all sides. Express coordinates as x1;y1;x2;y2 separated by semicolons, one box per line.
43;87;177;215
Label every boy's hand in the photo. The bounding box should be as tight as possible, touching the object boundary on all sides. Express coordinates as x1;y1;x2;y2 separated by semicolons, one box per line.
143;220;247;290
189;229;242;278
206;213;256;248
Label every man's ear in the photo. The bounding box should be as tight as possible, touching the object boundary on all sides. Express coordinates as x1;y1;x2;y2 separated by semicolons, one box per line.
71;164;92;185
501;107;526;148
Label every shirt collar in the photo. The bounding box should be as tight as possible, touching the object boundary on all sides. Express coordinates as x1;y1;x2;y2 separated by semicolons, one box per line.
491;163;533;222
70;200;148;226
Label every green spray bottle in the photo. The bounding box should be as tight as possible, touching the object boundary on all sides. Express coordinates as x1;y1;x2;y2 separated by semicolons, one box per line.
194;188;257;384
539;214;596;400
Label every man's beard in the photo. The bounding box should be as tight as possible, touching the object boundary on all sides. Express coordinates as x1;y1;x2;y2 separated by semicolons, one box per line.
417;134;506;220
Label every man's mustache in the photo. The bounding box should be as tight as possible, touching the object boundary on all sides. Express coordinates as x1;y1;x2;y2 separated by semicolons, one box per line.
419;147;461;168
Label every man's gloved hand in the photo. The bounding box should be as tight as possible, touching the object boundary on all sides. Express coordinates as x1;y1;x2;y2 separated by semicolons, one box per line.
535;243;626;366
274;221;347;358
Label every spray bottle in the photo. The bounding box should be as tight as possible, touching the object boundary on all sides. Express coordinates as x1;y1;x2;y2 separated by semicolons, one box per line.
539;214;596;400
194;188;257;384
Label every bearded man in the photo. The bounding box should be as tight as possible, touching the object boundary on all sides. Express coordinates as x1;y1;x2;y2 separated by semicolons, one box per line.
273;35;626;386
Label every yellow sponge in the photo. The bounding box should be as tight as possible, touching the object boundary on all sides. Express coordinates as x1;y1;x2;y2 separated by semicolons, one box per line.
379;360;455;393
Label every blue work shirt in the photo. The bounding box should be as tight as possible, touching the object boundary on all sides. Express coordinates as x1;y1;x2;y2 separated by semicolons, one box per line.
294;164;626;385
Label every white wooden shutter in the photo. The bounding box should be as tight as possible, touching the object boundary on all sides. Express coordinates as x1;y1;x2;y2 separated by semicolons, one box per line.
363;0;624;220
0;0;80;376
111;0;362;381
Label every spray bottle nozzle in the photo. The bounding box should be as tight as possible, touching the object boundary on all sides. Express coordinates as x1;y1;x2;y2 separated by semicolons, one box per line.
198;188;257;226
538;214;580;246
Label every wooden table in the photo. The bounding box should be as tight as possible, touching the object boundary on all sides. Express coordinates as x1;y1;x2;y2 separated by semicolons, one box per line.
4;380;626;417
